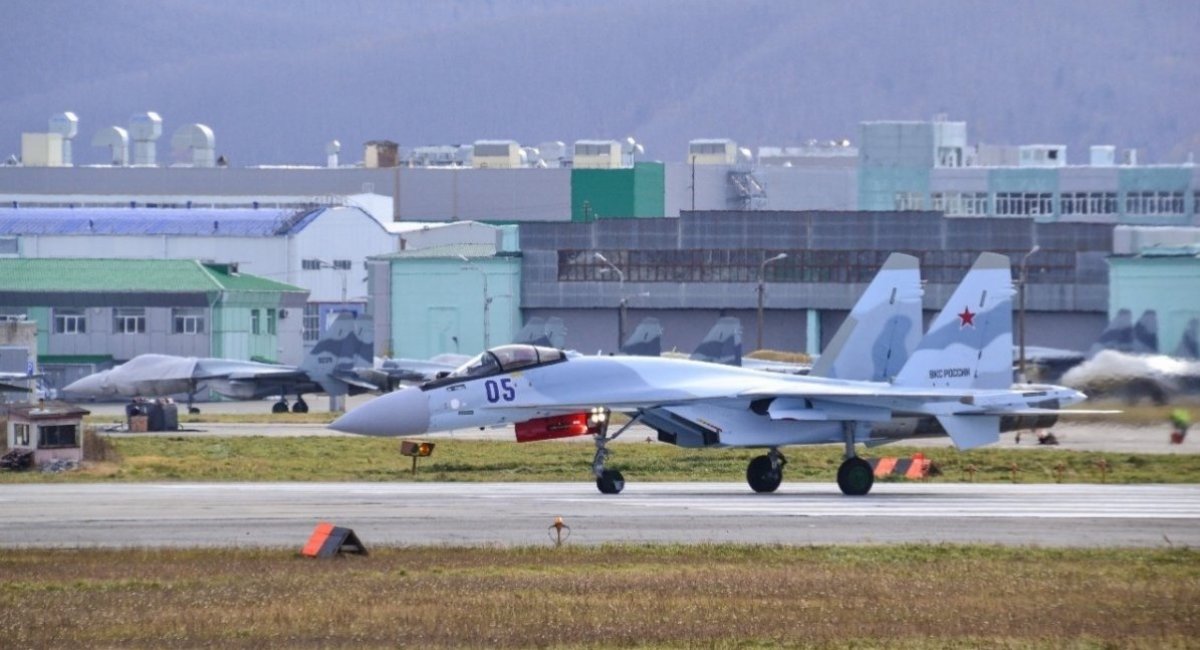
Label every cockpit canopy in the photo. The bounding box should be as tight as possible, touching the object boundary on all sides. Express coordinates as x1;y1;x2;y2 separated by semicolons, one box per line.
444;344;566;381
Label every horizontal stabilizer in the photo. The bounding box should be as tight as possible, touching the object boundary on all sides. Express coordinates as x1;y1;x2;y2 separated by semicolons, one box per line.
936;414;1000;450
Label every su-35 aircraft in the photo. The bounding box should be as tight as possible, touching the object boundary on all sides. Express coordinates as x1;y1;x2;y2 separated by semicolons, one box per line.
331;252;1093;495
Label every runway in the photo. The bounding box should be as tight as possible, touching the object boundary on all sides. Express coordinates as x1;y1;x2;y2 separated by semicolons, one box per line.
1;482;1197;548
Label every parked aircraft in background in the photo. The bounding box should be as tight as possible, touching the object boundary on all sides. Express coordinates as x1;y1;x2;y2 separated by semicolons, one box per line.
1062;312;1200;404
0;372;36;394
618;317;663;356
64;313;374;413
332;253;1093;496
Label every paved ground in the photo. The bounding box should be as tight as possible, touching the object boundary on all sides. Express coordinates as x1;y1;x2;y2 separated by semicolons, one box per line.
1;482;1195;549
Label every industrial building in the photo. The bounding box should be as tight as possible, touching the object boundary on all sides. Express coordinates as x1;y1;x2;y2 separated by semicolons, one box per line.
4;110;1200;379
517;211;1111;355
0;205;393;361
0;258;306;389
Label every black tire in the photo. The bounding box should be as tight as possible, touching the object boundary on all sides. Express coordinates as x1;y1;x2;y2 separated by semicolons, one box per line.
837;457;874;496
292;400;309;413
271;401;288;414
596;469;625;494
188;407;200;415
746;455;782;493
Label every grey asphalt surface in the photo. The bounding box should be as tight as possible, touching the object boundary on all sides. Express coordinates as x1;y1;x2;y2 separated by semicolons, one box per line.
1;482;1196;549
29;396;1196;550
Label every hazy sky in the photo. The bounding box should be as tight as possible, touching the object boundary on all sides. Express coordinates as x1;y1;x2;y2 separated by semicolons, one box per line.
3;0;1197;166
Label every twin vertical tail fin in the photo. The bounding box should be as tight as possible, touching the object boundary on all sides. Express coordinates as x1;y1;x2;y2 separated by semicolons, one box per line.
894;252;1014;391
300;311;375;395
892;252;1014;450
1176;318;1200;359
512;316;568;349
811;253;923;382
621;317;663;356
689;317;743;366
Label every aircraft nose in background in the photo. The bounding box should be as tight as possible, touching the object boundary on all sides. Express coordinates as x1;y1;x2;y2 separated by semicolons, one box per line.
330;387;431;436
64;371;108;396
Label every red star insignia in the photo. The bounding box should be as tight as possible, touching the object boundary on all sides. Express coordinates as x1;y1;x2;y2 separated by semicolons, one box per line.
958;307;976;328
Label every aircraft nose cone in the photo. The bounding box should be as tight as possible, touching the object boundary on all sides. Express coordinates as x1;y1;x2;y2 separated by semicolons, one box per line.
64;372;106;396
330;387;431;436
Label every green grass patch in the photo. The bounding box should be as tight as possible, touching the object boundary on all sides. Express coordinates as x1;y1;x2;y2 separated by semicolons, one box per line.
0;545;1196;648
3;435;1199;484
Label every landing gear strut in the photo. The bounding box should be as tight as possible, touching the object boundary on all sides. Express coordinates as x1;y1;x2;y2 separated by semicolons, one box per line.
746;448;786;493
837;422;874;496
592;408;641;495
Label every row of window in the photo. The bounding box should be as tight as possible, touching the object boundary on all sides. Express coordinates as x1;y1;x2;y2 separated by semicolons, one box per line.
36;307;276;336
560;249;1079;285
301;258;354;270
919;190;1194;216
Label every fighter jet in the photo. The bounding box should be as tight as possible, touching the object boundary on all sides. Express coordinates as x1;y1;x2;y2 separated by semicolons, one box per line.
1062;312;1200;404
64;312;374;413
331;253;1091;495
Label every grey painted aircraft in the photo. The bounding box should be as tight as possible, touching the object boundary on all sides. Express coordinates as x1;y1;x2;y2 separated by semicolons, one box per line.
1063;311;1200;404
332;253;1092;495
64;313;374;413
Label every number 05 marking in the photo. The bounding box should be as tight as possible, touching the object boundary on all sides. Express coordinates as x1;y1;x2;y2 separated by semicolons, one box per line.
485;378;516;403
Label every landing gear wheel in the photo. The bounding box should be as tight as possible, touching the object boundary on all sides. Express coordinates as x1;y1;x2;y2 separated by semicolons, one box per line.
188;407;200;415
596;469;625;495
837;457;874;496
746;455;783;493
291;399;309;413
271;400;289;414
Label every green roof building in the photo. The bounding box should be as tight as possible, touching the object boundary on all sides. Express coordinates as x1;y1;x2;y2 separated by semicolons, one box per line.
0;258;308;389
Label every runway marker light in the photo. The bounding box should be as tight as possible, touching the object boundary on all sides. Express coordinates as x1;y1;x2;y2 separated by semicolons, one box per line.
548;516;571;547
400;440;435;475
963;464;977;482
1095;458;1109;483
1009;462;1020;483
1055;462;1067;483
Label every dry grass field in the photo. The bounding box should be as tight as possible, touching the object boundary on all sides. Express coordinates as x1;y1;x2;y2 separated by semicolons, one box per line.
1;545;1196;648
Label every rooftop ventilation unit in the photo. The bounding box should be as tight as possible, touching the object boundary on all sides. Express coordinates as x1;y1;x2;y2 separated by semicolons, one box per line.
91;126;129;166
129;111;163;166
170;123;215;167
48;112;78;166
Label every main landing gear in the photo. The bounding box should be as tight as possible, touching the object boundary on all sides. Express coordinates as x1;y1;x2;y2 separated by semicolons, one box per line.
271;395;309;414
836;421;874;496
592;408;641;495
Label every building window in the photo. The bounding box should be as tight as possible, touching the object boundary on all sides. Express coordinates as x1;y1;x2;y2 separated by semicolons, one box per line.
13;423;30;446
39;424;78;448
303;304;321;342
1089;192;1117;214
332;259;352;270
962;192;989;216
251;309;261;335
0;237;17;255
893;192;925;210
172;308;205;334
0;307;26;322
302;259;322;270
113;308;146;334
53;308;87;334
267;308;277;335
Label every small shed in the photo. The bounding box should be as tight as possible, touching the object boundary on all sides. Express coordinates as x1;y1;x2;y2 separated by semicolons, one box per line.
6;402;91;466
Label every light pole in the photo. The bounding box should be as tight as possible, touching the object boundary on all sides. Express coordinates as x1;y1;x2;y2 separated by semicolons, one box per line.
757;253;788;351
459;255;490;349
1018;244;1040;384
594;252;626;350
